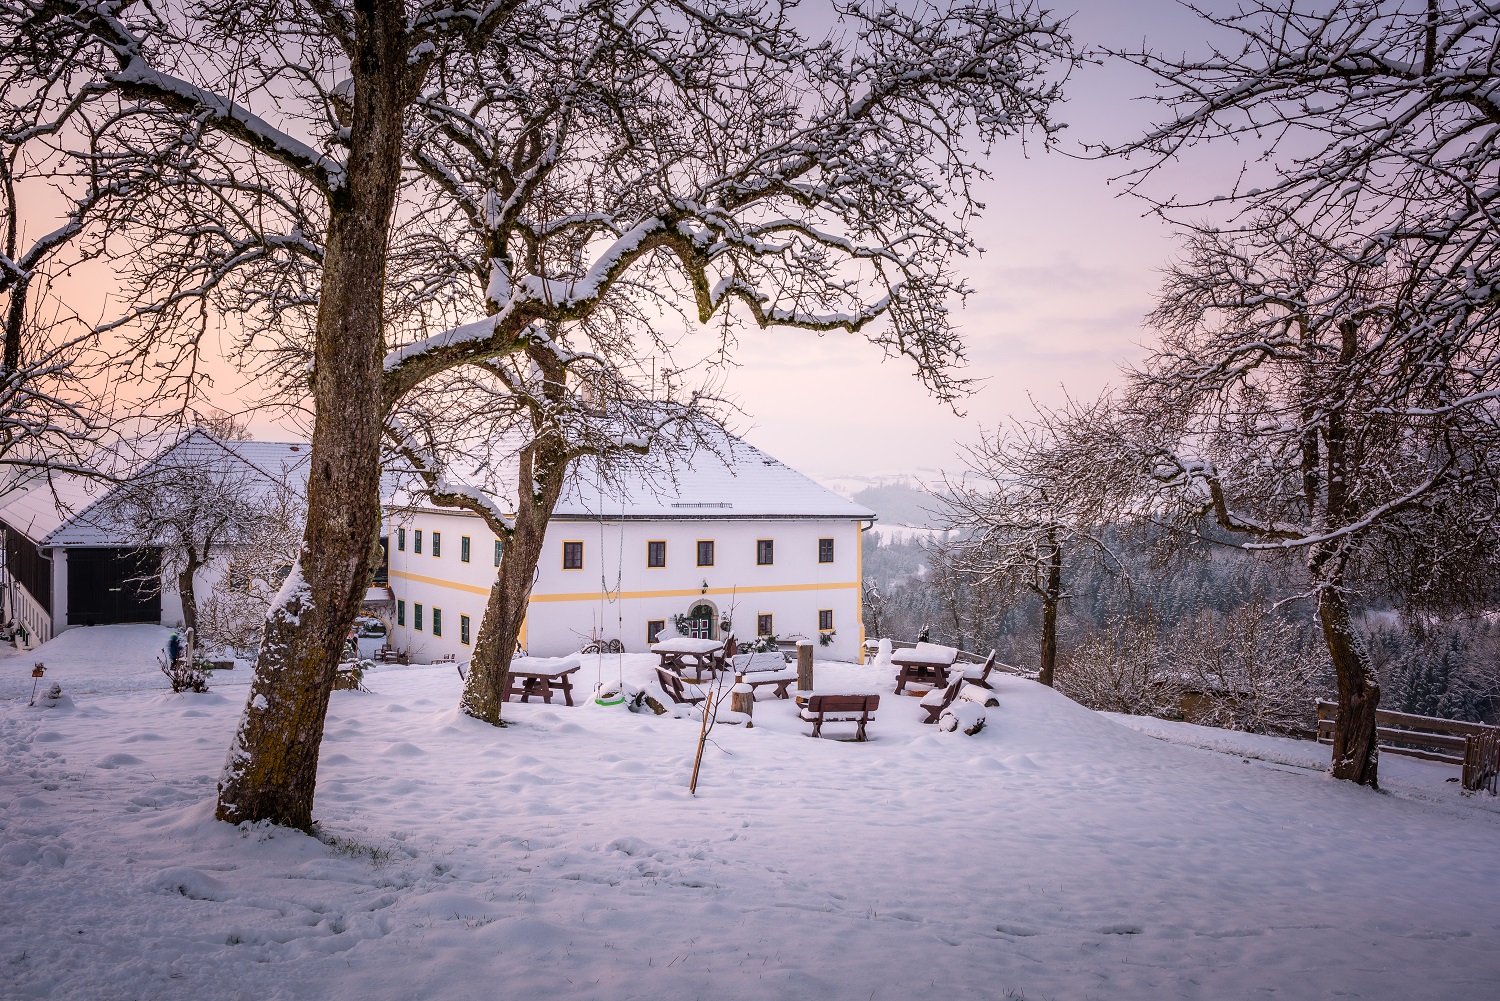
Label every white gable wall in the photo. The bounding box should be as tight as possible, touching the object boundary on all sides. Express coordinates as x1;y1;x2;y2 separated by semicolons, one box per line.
386;509;866;665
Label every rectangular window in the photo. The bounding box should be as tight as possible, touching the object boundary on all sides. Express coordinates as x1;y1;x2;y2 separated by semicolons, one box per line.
414;603;424;631
494;539;503;566
397;600;405;626
697;540;715;567
397;527;406;551
818;537;834;563
432;608;442;637
460;614;471;645
460;536;471;563
563;540;584;570
647;540;666;568
414;529;423;555
819;609;834;631
647;619;665;644
756;539;774;565
432;532;441;558
756;613;773;637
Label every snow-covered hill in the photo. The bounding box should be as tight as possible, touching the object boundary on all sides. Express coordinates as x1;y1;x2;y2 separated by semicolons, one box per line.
2;631;1497;999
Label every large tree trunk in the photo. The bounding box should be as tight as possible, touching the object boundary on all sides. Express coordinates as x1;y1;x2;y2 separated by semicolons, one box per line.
1316;563;1380;787
460;420;569;724
216;5;409;830
1314;320;1379;788
1037;532;1062;688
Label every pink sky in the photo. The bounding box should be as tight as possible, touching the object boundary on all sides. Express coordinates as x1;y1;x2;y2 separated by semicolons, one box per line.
717;0;1229;486
22;1;1230;487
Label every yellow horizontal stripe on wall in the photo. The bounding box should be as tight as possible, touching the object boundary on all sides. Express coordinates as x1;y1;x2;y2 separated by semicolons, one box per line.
389;569;493;596
528;581;859;603
390;570;859;604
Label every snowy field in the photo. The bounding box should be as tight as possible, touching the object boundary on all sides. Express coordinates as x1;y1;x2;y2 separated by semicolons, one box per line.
3;626;1499;1000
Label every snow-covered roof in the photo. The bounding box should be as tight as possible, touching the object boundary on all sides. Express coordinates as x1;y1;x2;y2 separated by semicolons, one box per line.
0;472;104;544
40;430;311;548
556;432;873;521
385;428;873;523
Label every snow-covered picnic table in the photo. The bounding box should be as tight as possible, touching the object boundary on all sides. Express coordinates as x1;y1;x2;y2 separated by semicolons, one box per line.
651;637;726;680
505;655;582;706
891;643;958;695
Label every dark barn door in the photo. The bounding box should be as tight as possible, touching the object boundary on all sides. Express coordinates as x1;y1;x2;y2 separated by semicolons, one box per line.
67;548;162;625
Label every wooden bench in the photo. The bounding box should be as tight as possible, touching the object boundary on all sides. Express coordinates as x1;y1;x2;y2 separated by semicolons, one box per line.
800;694;880;741
655;665;708;706
505;664;581;706
919;674;998;724
1316;700;1500;792
730;652;798;700
960;650;999;689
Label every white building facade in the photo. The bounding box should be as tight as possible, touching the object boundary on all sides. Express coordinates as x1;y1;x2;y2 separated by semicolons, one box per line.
385;437;875;663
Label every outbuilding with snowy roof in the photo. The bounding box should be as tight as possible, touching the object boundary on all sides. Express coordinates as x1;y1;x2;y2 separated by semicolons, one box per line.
0;430;311;641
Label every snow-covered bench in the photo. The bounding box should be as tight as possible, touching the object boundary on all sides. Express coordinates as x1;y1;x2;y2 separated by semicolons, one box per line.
920;672;998;724
730;652;798;700
800;693;880;741
655;665;707;706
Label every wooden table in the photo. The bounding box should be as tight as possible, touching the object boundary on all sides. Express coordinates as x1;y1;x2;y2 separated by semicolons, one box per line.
505;664;582;706
892;647;957;695
652;637;727;681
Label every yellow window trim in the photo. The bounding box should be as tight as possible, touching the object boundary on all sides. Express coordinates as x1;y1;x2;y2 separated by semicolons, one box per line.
696;538;715;567
561;539;584;571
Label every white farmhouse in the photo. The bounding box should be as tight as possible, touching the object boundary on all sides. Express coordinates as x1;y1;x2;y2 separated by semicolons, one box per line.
385;434;875;663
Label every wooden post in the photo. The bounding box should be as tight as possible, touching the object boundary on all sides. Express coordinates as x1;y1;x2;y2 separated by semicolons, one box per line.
731;674;754;727
796;642;814;704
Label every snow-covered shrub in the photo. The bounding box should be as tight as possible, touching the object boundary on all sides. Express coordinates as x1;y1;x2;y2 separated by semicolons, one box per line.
1168;603;1325;735
333;659;374;691
160;653;210;694
1056;616;1177;717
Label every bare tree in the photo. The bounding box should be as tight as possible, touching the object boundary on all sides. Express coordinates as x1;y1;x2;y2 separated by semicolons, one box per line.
1092;2;1500;785
1099;227;1500;788
944;404;1131;686
92;431;295;632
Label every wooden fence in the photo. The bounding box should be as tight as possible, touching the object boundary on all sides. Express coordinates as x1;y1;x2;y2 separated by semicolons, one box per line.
1316;700;1500;794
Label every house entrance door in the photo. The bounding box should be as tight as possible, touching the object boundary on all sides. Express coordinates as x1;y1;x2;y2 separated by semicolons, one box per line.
685;603;715;640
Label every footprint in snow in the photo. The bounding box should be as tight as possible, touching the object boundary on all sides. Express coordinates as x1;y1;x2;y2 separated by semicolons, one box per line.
94;752;144;769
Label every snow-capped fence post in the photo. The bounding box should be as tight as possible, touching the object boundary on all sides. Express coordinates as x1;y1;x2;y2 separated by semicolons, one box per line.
730;674;754;724
796;643;814;705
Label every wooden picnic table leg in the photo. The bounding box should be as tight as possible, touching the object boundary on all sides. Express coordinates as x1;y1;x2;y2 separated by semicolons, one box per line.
558;676;574;707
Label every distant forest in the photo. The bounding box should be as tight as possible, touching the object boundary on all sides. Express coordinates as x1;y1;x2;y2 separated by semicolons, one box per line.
857;488;1500;731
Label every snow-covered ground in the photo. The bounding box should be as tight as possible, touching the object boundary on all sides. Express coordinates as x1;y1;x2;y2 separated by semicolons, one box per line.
4;626;1499;1000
